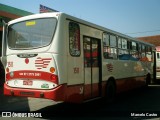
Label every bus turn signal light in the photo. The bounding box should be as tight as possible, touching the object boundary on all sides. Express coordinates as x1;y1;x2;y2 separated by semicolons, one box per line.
50;67;55;73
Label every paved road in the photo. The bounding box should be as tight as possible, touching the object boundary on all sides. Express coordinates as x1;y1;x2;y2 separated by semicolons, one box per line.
1;85;160;119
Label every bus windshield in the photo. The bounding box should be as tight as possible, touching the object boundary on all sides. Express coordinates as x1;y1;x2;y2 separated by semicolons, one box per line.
7;18;57;49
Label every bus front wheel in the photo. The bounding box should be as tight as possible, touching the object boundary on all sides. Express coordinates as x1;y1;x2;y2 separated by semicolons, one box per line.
105;80;116;103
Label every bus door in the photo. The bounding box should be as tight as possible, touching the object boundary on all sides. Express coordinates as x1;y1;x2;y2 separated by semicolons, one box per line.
83;36;101;100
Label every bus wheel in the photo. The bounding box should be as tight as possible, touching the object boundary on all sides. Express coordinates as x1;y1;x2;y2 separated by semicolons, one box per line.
146;74;151;86
105;80;116;103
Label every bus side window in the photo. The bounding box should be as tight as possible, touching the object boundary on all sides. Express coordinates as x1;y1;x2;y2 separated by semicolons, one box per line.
146;46;152;61
138;44;142;59
141;45;146;58
118;38;129;60
69;22;80;57
130;41;139;61
110;35;117;59
103;33;117;59
118;37;122;48
140;45;150;61
103;33;110;59
157;53;160;59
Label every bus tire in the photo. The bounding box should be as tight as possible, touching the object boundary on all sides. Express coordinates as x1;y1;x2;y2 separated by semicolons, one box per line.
105;79;116;103
146;74;151;86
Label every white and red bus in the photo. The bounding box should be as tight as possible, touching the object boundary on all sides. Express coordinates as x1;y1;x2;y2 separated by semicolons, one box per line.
1;12;155;103
156;46;160;80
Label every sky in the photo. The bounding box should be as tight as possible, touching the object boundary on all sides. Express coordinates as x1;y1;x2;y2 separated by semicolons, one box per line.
1;0;160;37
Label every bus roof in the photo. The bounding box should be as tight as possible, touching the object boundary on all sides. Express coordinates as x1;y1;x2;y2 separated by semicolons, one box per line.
8;12;154;47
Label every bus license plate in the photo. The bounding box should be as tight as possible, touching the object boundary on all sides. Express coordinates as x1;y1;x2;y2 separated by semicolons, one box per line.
23;80;33;86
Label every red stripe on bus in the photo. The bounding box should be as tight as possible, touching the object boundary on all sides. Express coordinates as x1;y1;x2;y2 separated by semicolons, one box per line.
4;84;66;101
6;70;56;83
4;75;146;103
